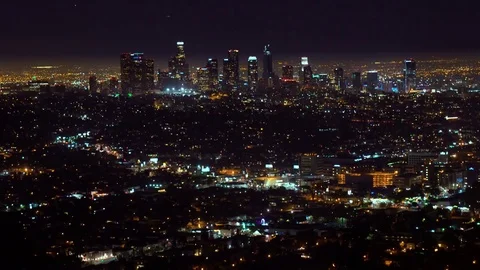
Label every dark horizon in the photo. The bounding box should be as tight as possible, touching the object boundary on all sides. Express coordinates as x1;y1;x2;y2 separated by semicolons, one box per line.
2;0;480;67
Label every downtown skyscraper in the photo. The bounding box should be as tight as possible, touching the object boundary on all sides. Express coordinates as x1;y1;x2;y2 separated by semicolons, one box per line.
334;67;345;90
247;56;258;89
352;72;362;90
223;49;239;89
120;53;155;95
366;70;379;91
168;41;190;81
303;65;313;85
196;67;210;91
206;58;219;89
298;57;309;83
195;58;219;91
404;59;417;92
262;44;274;80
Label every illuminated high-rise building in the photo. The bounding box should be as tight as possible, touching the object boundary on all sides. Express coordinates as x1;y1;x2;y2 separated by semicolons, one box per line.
196;67;210;91
352;72;362;90
168;57;176;78
334;67;345;90
303;65;313;85
366;70;379;90
176;41;189;81
223;58;230;87
120;53;154;95
89;75;97;93
247;56;258;89
206;58;219;88
120;53;134;94
301;57;309;68
282;65;294;80
143;59;155;91
168;41;190;81
176;41;185;59
223;49;239;89
403;58;416;92
262;44;274;80
298;57;309;81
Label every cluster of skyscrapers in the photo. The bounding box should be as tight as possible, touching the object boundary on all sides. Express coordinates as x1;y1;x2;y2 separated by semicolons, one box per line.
117;42;418;94
120;53;155;95
192;43;278;91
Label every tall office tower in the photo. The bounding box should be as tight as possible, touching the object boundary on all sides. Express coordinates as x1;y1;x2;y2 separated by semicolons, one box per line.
168;57;177;78
120;53;140;94
403;58;416;92
120;53;133;93
352;72;362;90
366;70;379;90
299;57;309;81
167;41;190;81
89;75;98;93
301;57;309;68
223;49;239;88
247;56;258;89
196;67;210;91
303;65;313;84
263;44;274;80
175;41;189;81
206;58;219;88
143;59;155;91
223;58;230;87
282;65;294;80
120;53;154;94
334;67;345;90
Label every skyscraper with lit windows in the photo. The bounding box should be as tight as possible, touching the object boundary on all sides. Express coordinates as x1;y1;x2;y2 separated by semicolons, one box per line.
168;41;190;81
366;70;379;91
206;58;219;88
263;44;274;80
303;65;313;85
334;67;345;90
247;56;258;89
223;49;239;89
120;53;154;95
196;67;210;91
352;72;362;90
298;57;309;82
143;59;155;91
168;57;176;78
404;59;416;92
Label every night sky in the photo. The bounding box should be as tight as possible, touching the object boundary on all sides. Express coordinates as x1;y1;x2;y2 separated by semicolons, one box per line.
1;0;479;64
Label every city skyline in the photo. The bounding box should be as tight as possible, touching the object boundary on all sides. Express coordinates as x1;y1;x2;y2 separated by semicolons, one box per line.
2;50;480;71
